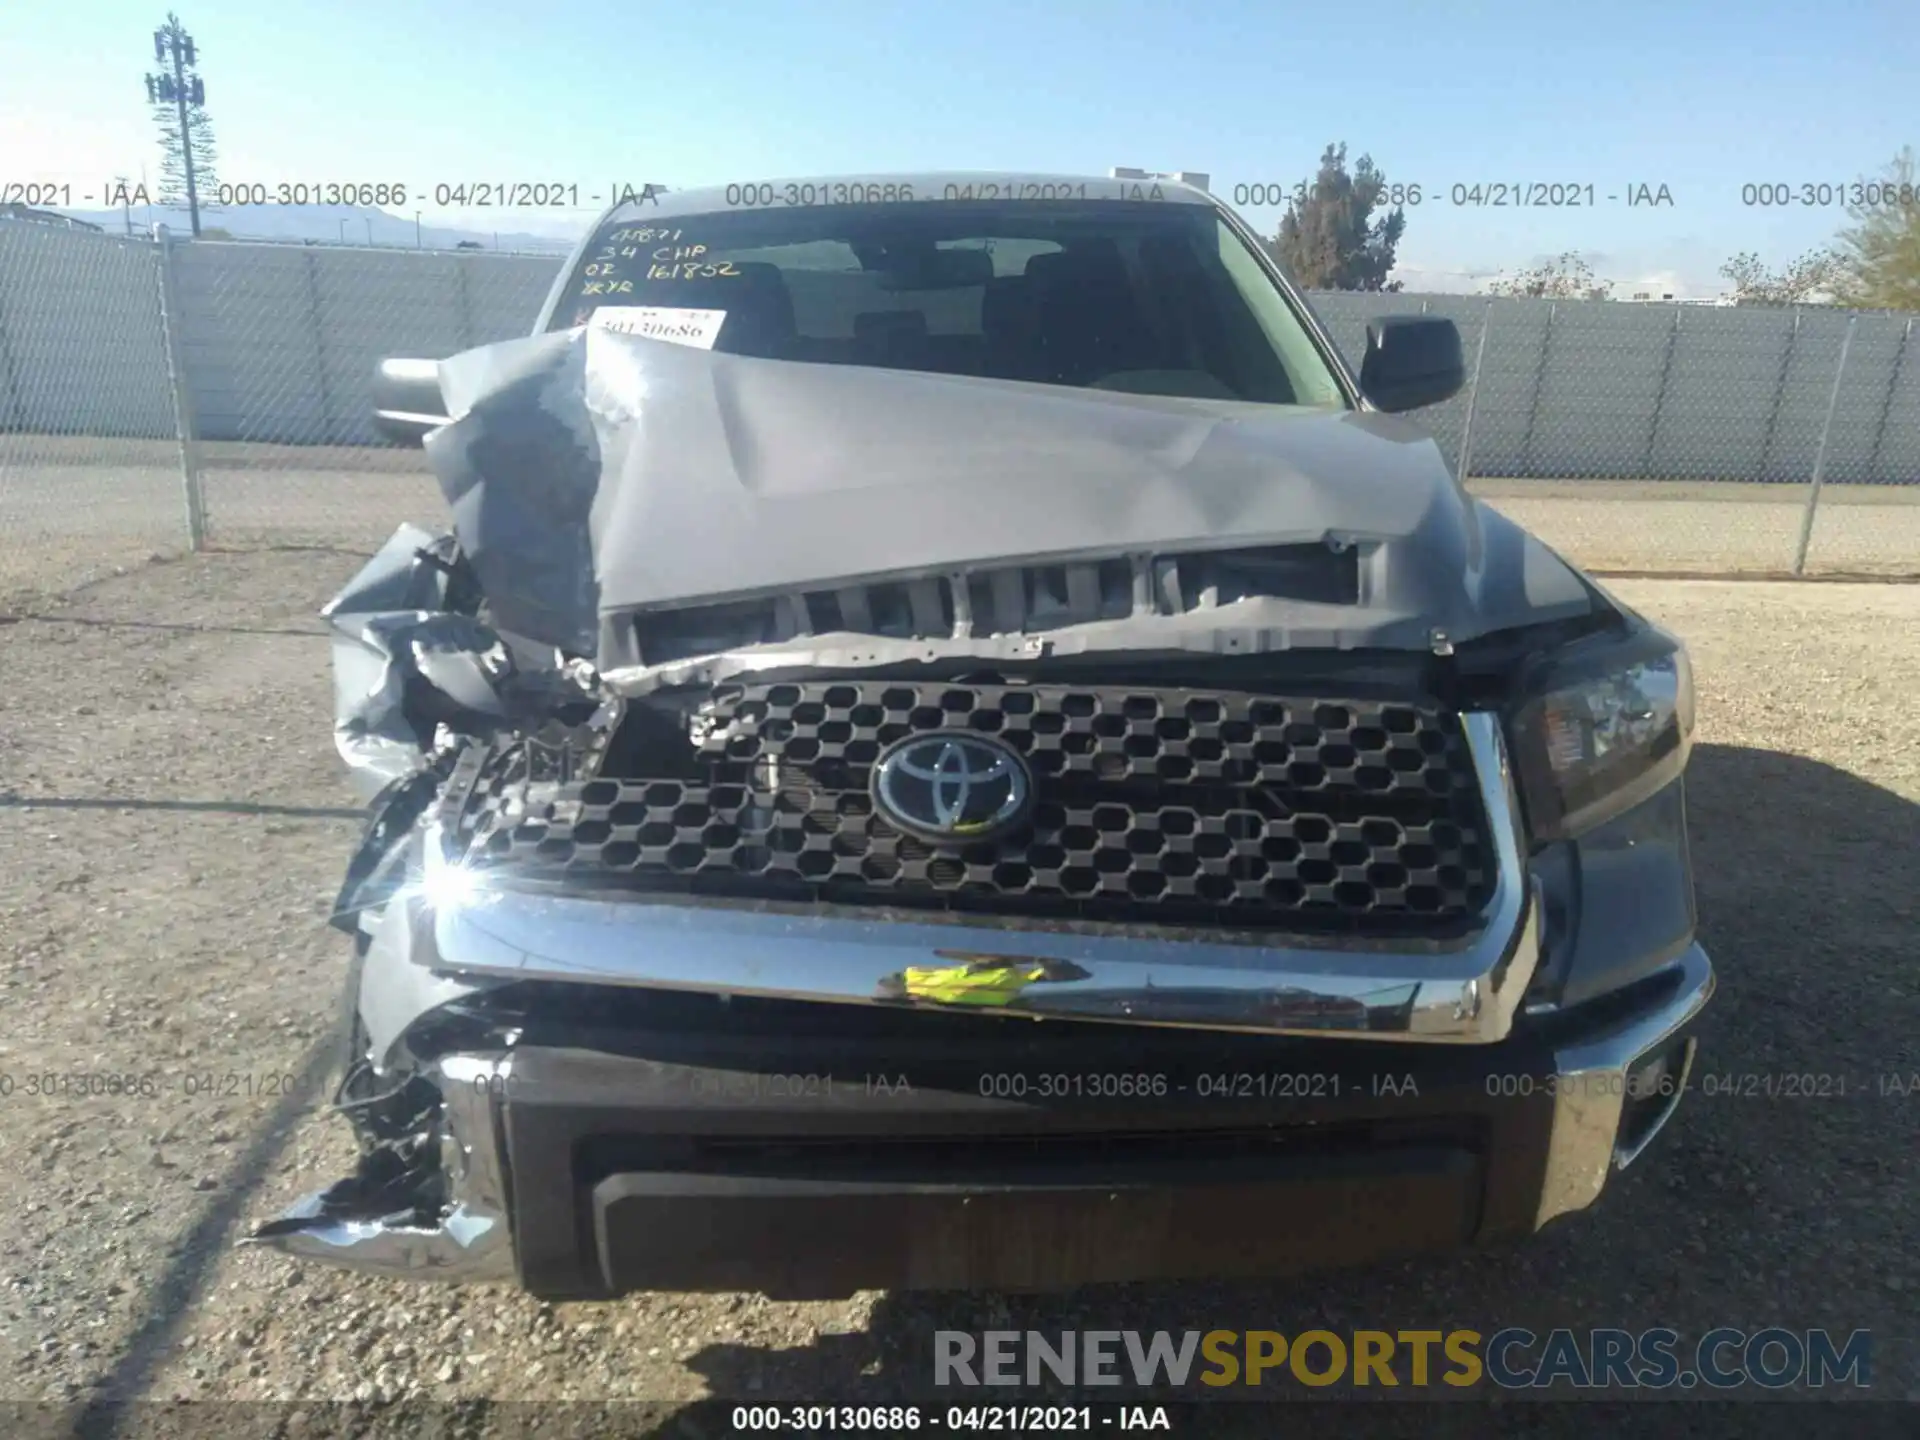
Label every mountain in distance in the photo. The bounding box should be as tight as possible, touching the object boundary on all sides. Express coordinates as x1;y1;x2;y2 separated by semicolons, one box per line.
40;203;1728;297
51;201;581;254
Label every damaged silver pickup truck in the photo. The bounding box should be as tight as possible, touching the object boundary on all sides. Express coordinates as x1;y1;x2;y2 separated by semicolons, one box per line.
251;171;1715;1300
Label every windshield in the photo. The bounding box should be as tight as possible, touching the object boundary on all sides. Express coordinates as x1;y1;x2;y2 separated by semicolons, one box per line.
550;199;1348;407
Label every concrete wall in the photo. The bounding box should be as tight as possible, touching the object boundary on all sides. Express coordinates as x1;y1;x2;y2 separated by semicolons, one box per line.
3;220;1917;482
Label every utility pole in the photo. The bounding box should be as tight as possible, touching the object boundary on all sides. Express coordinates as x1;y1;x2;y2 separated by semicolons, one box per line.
145;14;209;237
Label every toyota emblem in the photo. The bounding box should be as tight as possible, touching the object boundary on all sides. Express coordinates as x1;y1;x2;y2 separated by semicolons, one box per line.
871;732;1034;845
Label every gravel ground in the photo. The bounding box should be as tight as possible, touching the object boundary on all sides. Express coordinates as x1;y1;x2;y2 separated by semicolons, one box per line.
1472;479;1920;577
0;549;1916;1431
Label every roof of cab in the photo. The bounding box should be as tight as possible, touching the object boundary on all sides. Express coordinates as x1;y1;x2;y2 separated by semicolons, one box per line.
599;171;1219;226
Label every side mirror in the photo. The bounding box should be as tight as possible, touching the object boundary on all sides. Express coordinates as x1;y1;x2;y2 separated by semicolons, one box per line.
1358;316;1464;413
371;357;450;447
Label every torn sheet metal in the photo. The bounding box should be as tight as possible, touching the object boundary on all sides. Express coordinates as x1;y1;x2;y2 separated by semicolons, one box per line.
244;1053;514;1282
423;326;1596;671
321;522;603;800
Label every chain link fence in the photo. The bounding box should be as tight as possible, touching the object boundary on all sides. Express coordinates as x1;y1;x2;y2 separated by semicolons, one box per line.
0;223;197;599
0;223;557;601
4;219;1918;602
172;234;556;557
1310;293;1919;577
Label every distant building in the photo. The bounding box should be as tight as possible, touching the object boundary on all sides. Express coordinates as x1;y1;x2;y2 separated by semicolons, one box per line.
0;203;104;231
1111;166;1211;191
1614;286;1736;305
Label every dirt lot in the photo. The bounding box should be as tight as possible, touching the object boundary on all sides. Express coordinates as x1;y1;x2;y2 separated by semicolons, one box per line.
0;548;1916;1430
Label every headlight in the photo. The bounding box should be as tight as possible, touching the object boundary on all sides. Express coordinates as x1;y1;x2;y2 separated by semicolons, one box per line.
1508;637;1694;842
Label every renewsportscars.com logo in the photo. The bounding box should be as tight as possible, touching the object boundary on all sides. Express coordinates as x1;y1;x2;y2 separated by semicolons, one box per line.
934;1328;1873;1391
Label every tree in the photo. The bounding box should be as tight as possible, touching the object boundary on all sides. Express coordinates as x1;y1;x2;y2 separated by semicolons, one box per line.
1718;248;1843;306
147;13;220;235
1272;143;1405;291
1486;251;1607;299
154;104;220;215
1830;147;1920;312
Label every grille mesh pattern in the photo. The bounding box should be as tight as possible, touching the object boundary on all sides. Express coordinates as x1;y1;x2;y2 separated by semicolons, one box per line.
463;681;1496;932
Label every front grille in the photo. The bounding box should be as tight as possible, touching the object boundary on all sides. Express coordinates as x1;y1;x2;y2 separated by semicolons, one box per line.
462;681;1497;935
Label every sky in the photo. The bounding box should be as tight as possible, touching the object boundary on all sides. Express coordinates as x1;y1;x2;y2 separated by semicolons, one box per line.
2;0;1915;295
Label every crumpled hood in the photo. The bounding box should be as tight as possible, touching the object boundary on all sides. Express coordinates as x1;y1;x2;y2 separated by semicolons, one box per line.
426;325;1595;667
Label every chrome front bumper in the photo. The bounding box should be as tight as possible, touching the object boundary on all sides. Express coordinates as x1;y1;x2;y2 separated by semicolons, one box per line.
1535;942;1714;1225
419;712;1541;1044
248;706;1717;1284
248;944;1714;1285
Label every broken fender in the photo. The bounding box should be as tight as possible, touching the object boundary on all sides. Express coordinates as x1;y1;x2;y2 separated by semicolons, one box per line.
321;524;602;800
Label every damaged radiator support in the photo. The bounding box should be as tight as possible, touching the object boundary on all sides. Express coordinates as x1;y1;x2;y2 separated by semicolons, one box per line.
626;543;1365;666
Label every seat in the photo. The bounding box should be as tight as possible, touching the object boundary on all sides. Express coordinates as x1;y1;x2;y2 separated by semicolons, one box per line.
1023;247;1161;386
980;275;1044;382
852;309;931;371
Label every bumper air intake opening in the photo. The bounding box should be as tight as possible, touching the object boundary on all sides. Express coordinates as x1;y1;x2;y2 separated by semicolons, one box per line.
1615;1035;1697;1170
